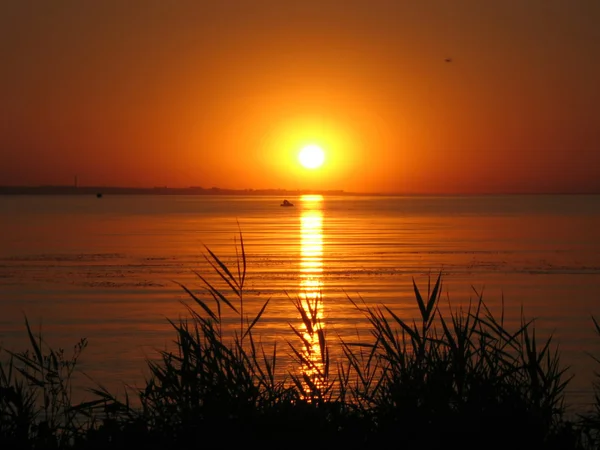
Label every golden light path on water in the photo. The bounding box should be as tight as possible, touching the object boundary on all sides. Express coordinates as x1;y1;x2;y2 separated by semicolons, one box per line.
298;195;327;392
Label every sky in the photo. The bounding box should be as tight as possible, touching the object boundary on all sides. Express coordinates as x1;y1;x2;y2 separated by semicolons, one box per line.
1;0;599;194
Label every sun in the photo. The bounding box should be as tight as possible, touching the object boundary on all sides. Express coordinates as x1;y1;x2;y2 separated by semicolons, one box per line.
298;144;325;169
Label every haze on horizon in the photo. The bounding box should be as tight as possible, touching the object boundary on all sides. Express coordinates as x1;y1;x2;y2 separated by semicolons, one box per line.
1;1;599;194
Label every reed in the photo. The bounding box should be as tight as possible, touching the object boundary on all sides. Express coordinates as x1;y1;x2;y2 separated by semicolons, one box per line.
577;316;600;448
0;320;89;448
339;275;577;447
1;233;598;448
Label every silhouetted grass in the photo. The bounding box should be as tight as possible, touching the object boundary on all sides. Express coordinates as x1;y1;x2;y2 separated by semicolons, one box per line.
2;232;600;448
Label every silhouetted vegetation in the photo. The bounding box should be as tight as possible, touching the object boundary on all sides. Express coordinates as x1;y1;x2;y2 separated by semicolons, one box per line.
2;232;600;449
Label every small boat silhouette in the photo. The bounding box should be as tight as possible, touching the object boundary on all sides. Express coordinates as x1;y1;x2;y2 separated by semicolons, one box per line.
96;193;103;198
280;199;294;207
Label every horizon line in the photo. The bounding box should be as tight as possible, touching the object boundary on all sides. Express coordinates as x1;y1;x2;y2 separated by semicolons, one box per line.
0;184;599;196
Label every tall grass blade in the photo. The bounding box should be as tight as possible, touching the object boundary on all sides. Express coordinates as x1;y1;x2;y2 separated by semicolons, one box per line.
235;223;247;289
243;298;271;340
23;317;43;367
175;281;217;321
424;272;442;324
203;245;241;294
383;306;421;349
412;277;426;320
194;272;240;315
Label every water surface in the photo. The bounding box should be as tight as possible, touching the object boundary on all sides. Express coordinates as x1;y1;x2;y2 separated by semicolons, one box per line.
1;194;599;409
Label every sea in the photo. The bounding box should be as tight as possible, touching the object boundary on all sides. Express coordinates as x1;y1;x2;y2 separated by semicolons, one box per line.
1;194;599;412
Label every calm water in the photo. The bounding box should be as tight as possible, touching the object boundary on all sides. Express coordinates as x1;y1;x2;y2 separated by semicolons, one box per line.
1;194;600;409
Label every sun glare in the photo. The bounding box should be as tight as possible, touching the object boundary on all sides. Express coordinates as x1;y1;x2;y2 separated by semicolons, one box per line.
298;145;325;169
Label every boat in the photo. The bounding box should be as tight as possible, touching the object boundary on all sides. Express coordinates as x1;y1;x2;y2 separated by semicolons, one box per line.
96;193;103;198
280;199;294;207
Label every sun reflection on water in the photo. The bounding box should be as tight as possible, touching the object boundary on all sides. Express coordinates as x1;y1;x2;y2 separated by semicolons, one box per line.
297;195;328;395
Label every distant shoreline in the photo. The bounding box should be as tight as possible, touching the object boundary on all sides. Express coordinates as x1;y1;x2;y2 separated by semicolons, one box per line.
0;186;348;196
0;186;597;196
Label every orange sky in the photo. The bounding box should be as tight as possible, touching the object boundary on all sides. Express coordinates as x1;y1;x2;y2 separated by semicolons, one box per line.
1;1;599;194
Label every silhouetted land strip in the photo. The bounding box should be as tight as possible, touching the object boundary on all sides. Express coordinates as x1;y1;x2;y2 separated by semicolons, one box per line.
2;233;600;448
2;185;598;196
0;185;347;196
